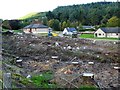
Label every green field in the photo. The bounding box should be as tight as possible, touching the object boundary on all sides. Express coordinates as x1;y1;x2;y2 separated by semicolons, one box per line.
80;34;94;38
2;29;23;33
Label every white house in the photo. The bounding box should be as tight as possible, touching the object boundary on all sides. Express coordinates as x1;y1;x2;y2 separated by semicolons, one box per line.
94;27;120;38
63;27;77;35
23;24;50;34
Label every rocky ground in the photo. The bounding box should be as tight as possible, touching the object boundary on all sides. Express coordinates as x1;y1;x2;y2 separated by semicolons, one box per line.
2;33;120;89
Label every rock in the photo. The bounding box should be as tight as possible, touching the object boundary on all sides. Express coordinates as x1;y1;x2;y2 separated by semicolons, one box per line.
76;47;80;50
51;56;58;59
55;42;60;46
26;75;31;78
67;46;72;50
88;62;94;65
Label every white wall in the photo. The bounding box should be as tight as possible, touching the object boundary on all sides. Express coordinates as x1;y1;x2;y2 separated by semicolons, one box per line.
23;29;30;33
33;28;48;33
94;29;106;37
23;28;49;33
63;28;68;35
106;33;120;38
63;28;73;35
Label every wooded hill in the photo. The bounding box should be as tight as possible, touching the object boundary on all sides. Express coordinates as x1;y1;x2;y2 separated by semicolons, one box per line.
2;2;120;31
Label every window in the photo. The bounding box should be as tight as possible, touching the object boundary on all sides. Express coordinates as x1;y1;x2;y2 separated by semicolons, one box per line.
99;33;101;36
103;34;104;35
116;33;118;35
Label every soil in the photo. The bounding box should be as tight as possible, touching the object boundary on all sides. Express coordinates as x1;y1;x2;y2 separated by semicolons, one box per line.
2;33;120;88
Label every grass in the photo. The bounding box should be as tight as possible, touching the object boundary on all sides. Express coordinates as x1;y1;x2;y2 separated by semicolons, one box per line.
13;30;23;33
80;34;119;40
31;71;57;88
19;12;38;19
0;61;2;80
12;73;34;88
80;34;94;38
2;29;23;33
95;37;119;40
0;71;2;80
2;28;8;32
79;85;98;90
37;33;48;36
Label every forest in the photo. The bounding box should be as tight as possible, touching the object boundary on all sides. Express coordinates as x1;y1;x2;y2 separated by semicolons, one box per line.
1;2;120;31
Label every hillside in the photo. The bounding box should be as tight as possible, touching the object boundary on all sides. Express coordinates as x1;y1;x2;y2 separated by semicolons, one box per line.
19;12;46;20
6;2;118;31
19;12;38;19
21;2;119;23
18;2;119;31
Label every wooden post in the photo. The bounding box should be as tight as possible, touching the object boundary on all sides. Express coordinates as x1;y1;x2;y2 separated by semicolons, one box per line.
3;73;12;89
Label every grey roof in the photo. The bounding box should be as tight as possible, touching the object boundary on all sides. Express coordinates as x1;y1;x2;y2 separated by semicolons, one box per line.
82;26;94;29
101;27;120;33
23;24;48;29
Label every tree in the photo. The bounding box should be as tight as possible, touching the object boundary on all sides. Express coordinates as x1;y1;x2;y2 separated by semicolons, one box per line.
48;19;60;31
78;23;83;31
9;20;22;30
107;16;120;27
62;21;67;30
48;19;54;28
46;11;54;20
2;20;11;29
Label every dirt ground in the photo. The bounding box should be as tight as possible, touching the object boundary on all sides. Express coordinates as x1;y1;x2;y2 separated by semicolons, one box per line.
2;33;120;88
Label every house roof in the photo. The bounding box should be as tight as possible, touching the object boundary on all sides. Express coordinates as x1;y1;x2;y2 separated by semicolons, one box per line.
100;27;120;33
66;27;77;32
23;24;48;29
82;26;94;29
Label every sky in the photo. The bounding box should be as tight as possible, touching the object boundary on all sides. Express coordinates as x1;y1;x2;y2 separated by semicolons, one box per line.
0;0;117;20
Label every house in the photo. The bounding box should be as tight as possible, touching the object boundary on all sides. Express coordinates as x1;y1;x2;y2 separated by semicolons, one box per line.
63;27;77;35
82;26;95;29
23;24;50;34
94;27;120;38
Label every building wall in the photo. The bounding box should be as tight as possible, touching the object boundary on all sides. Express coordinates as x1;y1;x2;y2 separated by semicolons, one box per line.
106;33;120;38
63;28;73;35
94;29;106;37
23;28;49;33
63;28;68;35
33;28;48;33
23;29;31;33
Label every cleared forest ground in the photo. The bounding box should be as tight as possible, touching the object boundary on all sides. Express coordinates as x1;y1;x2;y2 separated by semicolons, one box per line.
2;33;120;89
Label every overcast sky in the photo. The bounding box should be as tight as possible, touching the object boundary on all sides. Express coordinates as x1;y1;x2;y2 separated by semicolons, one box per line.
0;0;117;19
